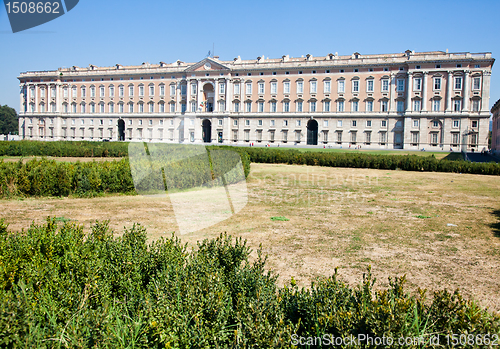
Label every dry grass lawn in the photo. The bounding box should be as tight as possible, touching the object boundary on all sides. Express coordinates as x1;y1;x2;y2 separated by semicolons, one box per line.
2;163;500;313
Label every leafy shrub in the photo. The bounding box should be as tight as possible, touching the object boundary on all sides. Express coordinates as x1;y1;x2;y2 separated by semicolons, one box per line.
0;219;498;348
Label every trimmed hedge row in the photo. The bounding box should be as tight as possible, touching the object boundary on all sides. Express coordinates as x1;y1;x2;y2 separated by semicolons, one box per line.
0;158;135;197
0;145;251;198
242;147;500;175
0;140;128;158
0;219;498;348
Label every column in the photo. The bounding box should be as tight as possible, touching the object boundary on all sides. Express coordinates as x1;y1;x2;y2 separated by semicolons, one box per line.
389;74;396;112
197;79;203;112
446;71;453;112
422;71;428;112
175;81;181;113
481;71;491;113
226;78;233;112
406;72;413;112
214;79;219;113
463;70;470;112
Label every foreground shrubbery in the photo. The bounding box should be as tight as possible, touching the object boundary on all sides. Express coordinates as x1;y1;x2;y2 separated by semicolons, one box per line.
0;219;498;348
242;147;500;175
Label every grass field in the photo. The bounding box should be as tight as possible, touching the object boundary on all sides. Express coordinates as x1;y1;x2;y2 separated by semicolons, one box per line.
292;147;463;160
2;162;499;313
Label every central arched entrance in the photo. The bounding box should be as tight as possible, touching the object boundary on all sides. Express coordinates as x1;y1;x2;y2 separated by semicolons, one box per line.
307;119;318;145
202;119;212;143
118;119;125;141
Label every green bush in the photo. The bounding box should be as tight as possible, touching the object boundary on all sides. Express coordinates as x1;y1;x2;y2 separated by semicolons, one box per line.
241;148;500;175
0;219;498;348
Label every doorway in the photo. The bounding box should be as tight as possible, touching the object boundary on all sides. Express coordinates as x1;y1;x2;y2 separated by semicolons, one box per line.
202;119;211;143
307;119;318;145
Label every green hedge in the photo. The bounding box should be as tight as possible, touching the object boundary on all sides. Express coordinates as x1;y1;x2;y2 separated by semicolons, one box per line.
0;145;251;198
0;140;128;157
0;219;498;348
242;147;500;175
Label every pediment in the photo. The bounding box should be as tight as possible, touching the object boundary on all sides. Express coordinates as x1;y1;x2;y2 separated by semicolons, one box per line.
184;58;230;72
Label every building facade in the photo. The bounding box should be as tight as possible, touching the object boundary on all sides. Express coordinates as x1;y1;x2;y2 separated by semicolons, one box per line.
18;50;494;150
491;98;500;154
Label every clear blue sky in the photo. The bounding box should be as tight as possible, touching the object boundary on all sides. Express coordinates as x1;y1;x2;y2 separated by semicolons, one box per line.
1;0;499;113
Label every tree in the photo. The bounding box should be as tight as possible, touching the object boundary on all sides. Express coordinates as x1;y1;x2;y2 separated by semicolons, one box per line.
0;105;18;135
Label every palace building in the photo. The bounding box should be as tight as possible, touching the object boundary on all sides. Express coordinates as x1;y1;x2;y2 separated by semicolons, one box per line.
18;50;494;150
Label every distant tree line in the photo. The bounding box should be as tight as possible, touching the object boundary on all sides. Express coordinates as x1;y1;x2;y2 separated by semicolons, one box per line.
0;105;18;135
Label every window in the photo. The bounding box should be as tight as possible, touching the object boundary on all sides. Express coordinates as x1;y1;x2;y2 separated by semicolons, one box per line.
337;120;343;127
63;86;68;98
310;101;316;112
352;80;359;92
454;77;462;90
149;103;154;113
284;101;290;112
324;80;331;93
366;101;373;112
245;119;250;126
234;101;240;112
90;103;95;113
139;103;144;113
129;86;134;96
109;86;114;97
72;103;76;113
81;104;86;113
472;120;478;128
283;82;290;94
382;79;389;92
219;83;226;94
432;120;439;128
295;130;301;142
351;132;357;143
397;79;405;92
119;103;124;113
159;103;165;113
219;101;226;112
258;119;263;126
365;132;371;143
367;80;374;92
244;130;250;141
411;132;419;144
283;120;288;127
149;85;154;96
181;103;186;113
337;131;342;142
81;86;86;97
324;101;330;112
297;81;304;93
473;77;481;90
431;133;438;144
99;86;105;97
258;101;264;113
271;101;277;112
245;101;252;112
72;86;77;97
170;85;175;96
412;119;419;127
352;101;359;112
453;99;462;112
233;119;238;126
180;85;186;95
310;81;317;93
413;100;421;112
323;120;329;127
139;85;145;96
109;103;115;113
90;86;95;97
381;100;388;112
413;78;421;91
51;87;56;98
366;120;372;127
246;83;252;95
472;99;480;112
99;103;104;113
338;80;345;93
129;103;134;113
234;83;240;95
160;85;165;96
270;82;277;94
397;101;405;112
270;119;275;127
218;119;223;126
434;77;441;90
380;132;387;143
119;85;124;97
258;82;264;94
352;120;357;127
453;120;459;128
381;120;387;127
433;99;441;112
337;100;344;112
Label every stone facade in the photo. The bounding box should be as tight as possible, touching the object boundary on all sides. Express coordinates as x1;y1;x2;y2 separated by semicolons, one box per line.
491;99;500;154
18;50;494;150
